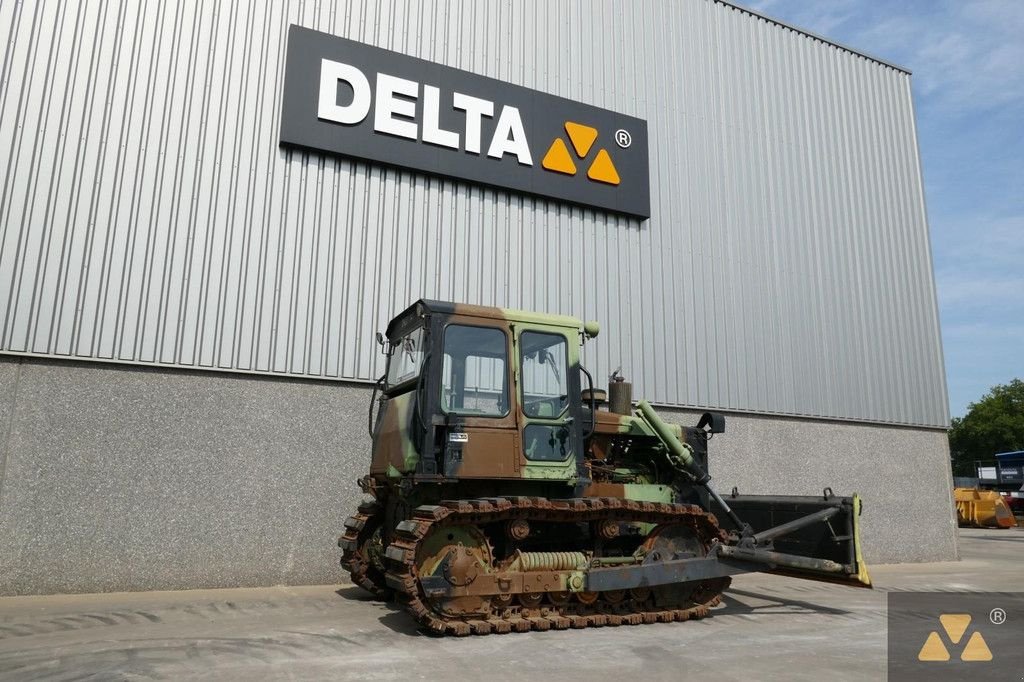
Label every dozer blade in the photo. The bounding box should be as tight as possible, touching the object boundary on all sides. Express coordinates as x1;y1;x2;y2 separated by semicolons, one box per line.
954;487;1017;528
712;492;872;587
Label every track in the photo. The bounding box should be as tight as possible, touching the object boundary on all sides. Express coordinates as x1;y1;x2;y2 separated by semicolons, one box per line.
381;497;730;636
339;500;391;599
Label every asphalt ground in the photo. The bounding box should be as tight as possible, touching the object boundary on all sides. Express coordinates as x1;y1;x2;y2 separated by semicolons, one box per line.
1;527;1022;681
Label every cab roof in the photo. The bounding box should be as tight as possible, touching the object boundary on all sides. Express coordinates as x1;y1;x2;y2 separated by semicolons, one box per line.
386;299;583;337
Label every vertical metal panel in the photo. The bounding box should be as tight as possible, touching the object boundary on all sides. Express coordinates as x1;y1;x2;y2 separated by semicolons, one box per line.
0;0;949;427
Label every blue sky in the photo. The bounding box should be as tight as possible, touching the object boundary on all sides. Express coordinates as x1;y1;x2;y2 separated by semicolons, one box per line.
743;0;1024;419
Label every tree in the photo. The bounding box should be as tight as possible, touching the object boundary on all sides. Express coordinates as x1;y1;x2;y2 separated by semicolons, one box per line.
948;379;1024;477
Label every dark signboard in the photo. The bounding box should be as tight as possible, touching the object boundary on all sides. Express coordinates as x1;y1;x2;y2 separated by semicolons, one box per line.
999;464;1022;481
279;25;650;219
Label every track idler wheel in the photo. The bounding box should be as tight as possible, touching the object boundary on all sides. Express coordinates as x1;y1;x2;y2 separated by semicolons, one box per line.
642;522;731;609
415;524;493;618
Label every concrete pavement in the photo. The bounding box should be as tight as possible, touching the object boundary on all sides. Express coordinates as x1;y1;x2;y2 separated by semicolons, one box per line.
1;527;1021;681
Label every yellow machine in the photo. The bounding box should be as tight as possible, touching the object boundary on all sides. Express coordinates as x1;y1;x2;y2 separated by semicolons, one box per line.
954;488;1017;528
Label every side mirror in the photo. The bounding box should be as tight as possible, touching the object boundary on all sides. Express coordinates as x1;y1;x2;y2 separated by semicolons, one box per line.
375;332;386;350
583;321;600;339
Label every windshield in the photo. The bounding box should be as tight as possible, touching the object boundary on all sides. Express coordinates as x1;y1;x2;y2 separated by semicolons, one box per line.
386;326;425;390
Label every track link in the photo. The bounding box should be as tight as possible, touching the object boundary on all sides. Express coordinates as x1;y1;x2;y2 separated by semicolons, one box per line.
339;500;391;599
384;497;729;636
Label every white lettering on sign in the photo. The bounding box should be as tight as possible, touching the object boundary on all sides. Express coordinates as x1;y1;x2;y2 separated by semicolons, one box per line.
452;92;493;154
316;58;533;166
487;105;532;165
422;85;459;149
374;72;418;139
317;59;371;124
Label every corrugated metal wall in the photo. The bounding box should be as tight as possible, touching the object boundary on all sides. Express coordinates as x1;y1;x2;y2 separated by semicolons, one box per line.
0;0;948;427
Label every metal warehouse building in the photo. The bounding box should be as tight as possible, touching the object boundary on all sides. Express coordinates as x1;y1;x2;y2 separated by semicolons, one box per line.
0;0;955;595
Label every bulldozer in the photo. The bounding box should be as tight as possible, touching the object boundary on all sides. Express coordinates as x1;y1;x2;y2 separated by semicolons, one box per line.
340;300;871;635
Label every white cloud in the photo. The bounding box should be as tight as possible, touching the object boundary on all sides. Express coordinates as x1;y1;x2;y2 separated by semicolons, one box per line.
745;0;861;42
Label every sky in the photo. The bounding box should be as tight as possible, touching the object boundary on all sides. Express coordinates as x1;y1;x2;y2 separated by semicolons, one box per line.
741;0;1024;419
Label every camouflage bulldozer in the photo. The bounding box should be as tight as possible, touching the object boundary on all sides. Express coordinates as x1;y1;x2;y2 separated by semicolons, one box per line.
340;300;871;635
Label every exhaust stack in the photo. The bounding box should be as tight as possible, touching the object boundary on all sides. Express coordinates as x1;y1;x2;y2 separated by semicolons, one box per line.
609;370;632;415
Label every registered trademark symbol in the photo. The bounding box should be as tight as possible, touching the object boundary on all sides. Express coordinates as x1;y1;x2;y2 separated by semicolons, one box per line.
990;607;1006;625
614;129;632;148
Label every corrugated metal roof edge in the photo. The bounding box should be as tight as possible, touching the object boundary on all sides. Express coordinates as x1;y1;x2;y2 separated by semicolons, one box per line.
721;0;912;75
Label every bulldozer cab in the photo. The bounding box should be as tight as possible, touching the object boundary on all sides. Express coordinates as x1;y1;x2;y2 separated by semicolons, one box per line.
369;300;584;483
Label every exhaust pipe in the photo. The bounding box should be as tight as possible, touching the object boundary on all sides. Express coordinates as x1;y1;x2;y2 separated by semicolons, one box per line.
609;370;632;415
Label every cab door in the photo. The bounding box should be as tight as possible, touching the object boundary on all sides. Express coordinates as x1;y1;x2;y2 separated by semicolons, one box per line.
436;321;520;478
515;328;582;483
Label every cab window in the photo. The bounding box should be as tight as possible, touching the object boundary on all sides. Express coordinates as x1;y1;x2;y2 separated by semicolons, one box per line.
386;326;425;391
441;325;509;417
523;424;571;461
520;332;569;418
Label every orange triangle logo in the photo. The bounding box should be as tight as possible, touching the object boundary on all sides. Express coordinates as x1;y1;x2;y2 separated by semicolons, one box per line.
960;632;993;661
541;138;576;175
917;613;994;663
586;149;620;185
564;122;598;158
917;631;950;661
939;614;970;644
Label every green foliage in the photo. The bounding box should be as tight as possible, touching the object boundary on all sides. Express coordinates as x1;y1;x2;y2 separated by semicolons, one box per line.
948;379;1024;476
